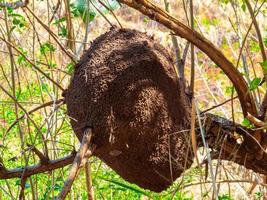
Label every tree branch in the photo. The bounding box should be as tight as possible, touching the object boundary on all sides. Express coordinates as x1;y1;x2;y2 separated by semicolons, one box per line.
0;151;76;179
202;113;267;175
57;128;95;200
117;0;262;153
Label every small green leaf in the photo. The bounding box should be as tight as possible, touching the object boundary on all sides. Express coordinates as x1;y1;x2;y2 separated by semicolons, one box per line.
17;47;27;65
218;194;233;200
260;61;267;73
66;63;75;74
264;37;267;46
48;60;56;68
40;42;56;55
53;184;62;191
225;86;235;95
59;26;68;37
241;4;246;12
53;17;66;25
143;17;149;23
249;77;262;91
241;118;251;127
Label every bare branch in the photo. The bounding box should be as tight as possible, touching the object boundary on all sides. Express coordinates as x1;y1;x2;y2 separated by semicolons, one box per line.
259;94;267;120
24;7;78;64
5;99;64;136
85;161;94;200
57;128;96;200
98;0;123;28
0;151;76;179
27;144;49;165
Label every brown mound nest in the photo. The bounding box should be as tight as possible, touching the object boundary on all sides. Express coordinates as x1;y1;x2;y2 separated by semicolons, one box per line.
65;28;193;192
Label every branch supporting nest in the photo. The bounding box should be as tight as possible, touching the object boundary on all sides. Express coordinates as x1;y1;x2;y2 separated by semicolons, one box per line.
203;114;267;175
57;127;96;200
117;0;263;155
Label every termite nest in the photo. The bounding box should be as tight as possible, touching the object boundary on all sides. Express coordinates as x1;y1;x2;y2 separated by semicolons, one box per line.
65;28;193;192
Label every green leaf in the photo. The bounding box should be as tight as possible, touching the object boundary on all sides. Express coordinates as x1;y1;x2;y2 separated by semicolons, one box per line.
241;118;252;127
241;4;246;12
225;86;235;95
71;0;119;23
249;77;262;91
53;184;62;191
66;63;75;74
143;17;149;23
40;42;56;55
15;179;30;189
17;47;27;65
59;26;68;37
53;17;66;25
219;0;229;4
260;61;267;73
48;60;56;68
218;194;233;200
264;37;267;46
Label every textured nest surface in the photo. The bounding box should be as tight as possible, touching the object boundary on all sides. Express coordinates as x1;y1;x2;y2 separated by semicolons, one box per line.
65;28;193;192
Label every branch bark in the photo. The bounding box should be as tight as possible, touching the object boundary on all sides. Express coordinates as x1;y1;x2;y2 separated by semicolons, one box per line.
0;152;76;179
202;113;267;175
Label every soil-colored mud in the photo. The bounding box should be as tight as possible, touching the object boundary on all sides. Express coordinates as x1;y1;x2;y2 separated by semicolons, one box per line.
65;28;193;192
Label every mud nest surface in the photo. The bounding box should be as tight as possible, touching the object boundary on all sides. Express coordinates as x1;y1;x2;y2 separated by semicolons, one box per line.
65;28;193;192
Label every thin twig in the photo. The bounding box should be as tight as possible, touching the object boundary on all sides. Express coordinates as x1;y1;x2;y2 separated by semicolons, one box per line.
189;0;195;96
98;0;122;28
24;7;77;63
57;128;96;200
5;99;64;136
85;161;94;200
201;96;238;114
0;36;65;91
163;0;182;80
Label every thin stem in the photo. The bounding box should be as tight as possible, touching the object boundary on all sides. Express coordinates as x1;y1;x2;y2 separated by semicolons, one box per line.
57;128;96;200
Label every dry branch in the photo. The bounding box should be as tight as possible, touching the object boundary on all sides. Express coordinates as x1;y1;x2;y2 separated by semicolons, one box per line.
117;0;257;117
85;161;94;200
57;128;95;200
203;114;267;175
0;152;76;179
5;99;64;135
